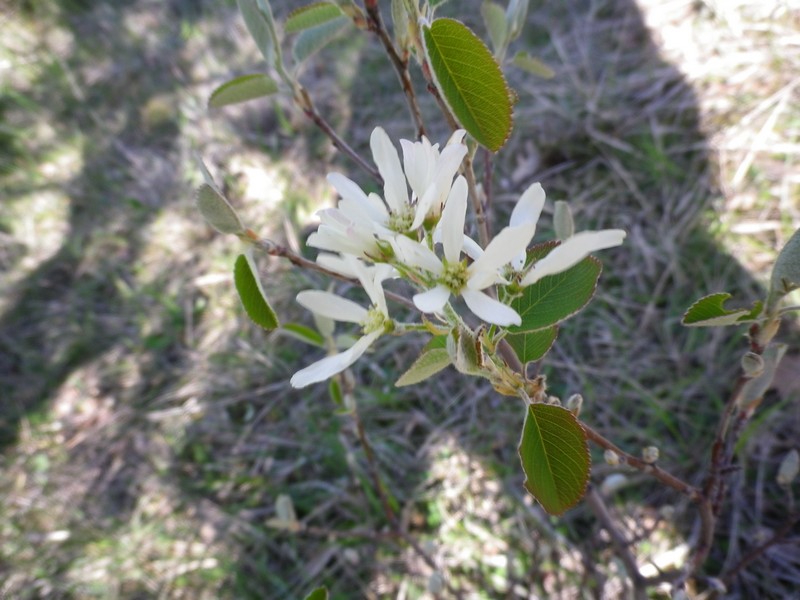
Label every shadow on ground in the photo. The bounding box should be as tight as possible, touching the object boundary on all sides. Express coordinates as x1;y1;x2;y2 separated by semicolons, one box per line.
1;0;797;598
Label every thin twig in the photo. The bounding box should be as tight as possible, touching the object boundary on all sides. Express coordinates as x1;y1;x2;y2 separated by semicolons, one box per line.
463;150;492;249
363;0;427;139
250;236;415;310
581;424;701;501
294;86;382;183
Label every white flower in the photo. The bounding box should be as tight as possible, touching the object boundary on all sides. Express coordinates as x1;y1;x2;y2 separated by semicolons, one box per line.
394;176;536;326
308;127;467;260
290;260;393;388
520;229;627;286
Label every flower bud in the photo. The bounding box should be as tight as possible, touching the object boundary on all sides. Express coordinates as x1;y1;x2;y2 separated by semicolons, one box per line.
566;393;583;416
604;449;620;466
741;352;765;378
553;200;574;240
777;449;799;486
642;446;659;464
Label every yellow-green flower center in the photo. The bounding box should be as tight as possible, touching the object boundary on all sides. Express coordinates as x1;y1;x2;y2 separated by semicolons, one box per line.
387;206;415;234
440;259;469;293
362;307;389;335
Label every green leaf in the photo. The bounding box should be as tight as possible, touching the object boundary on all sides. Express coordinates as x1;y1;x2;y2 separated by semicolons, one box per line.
505;0;530;40
391;0;411;47
328;378;343;406
237;0;281;67
770;227;800;302
508;247;602;333
511;50;554;78
481;1;508;54
519;403;590;515
208;74;278;108
234;253;279;330
422;18;513;152
682;293;763;327
304;587;329;600
196;184;245;235
396;348;451;387
505;326;558;364
293;17;350;63
282;322;325;347
286;2;344;33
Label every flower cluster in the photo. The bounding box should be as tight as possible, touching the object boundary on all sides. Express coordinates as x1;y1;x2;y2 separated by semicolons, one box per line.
290;127;626;388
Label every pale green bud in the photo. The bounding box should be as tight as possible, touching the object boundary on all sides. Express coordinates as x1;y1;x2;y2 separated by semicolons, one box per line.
642;446;659;464
604;449;620;466
777;449;799;486
566;393;583;416
741;352;765;378
553;200;575;240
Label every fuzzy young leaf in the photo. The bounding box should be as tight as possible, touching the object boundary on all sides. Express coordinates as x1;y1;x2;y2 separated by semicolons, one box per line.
738;343;787;409
396;348;451;387
770;227;800;302
509;246;602;333
682;293;763;327
209;74;278;108
505;0;529;39
286;2;343;33
553;201;574;240
237;0;281;67
234;253;279;330
196;184;245;235
293;17;350;63
519;403;590;515
481;1;508;54
304;588;329;600
511;50;555;78
422;18;513;152
505;326;558;364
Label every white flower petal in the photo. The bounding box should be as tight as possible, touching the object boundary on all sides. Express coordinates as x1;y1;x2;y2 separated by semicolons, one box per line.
521;229;627;286
413;284;451;314
401;138;435;200
328;173;388;225
390;236;443;274
316;253;358;278
510;182;545;229
440;176;467;263
415;143;467;223
290;330;381;388
462;235;483;262
370;127;408;212
468;224;536;289
461;289;521;326
445;129;466;146
296;290;368;323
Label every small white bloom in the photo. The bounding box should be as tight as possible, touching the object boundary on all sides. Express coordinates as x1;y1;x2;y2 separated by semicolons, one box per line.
310;127;468;258
290;260;393;388
397;176;536;326
520;229;627;286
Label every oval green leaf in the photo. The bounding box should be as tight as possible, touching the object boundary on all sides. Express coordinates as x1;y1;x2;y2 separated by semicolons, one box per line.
422;18;513;152
519;403;590;515
508;244;601;333
286;2;344;33
282;322;325;347
196;184;245;235
237;0;281;67
682;292;763;327
293;17;350;63
396;348;451;387
209;74;278;108
505;326;557;365
234;253;279;330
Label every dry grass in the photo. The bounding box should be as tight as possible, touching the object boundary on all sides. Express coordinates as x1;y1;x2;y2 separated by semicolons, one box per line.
1;0;798;598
